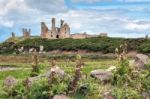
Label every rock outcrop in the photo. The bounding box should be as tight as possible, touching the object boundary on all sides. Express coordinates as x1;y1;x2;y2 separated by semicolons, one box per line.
134;54;149;69
53;94;69;99
90;69;112;82
43;66;65;78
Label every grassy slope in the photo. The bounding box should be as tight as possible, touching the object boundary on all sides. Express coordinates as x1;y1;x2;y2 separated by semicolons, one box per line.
16;37;150;53
1;36;150;54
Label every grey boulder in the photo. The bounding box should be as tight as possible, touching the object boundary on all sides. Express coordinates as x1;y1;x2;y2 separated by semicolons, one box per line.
134;54;149;69
90;69;112;82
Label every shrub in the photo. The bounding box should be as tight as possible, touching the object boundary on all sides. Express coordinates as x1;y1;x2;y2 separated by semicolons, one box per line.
1;37;150;54
137;40;150;53
30;53;40;77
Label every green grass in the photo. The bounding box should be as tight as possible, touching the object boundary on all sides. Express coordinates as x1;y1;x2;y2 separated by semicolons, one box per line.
0;59;115;98
0;69;31;95
0;54;149;99
0;69;31;80
0;59;116;85
56;59;117;75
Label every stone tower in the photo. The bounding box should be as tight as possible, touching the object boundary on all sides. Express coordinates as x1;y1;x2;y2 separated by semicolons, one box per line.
40;17;70;39
59;23;70;38
23;28;30;38
41;22;49;38
60;19;64;28
51;18;56;30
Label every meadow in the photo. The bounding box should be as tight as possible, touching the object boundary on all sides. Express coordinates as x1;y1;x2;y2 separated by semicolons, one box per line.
0;53;149;99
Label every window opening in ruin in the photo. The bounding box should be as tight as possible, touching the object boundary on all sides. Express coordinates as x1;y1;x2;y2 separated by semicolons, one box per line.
56;35;59;38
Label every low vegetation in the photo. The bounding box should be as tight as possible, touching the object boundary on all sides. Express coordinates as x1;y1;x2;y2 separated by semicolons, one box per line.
0;39;150;98
0;51;149;99
1;37;150;54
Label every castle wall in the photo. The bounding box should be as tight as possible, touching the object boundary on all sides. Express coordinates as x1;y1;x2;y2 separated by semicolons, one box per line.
99;33;107;37
59;24;70;39
41;22;49;38
71;32;98;39
49;30;58;39
41;18;70;39
71;33;87;39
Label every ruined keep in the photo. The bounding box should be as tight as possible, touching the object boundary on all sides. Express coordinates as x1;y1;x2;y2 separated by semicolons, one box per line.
23;28;31;38
41;18;70;39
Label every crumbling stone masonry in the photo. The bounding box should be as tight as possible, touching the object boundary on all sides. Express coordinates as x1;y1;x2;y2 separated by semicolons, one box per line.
41;18;70;39
23;28;31;38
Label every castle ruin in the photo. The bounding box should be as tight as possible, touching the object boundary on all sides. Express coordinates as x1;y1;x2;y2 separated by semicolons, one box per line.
41;18;70;39
23;28;31;38
11;18;108;40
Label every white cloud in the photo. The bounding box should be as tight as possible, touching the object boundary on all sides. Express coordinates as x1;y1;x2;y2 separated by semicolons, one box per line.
0;0;150;42
71;0;112;3
0;0;69;42
125;21;150;31
0;0;30;16
26;0;68;13
0;17;14;27
0;0;68;28
0;0;34;27
71;23;82;29
52;10;150;36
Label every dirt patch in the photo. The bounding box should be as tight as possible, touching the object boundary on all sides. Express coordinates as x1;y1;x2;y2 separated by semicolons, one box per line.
0;66;31;72
0;67;20;71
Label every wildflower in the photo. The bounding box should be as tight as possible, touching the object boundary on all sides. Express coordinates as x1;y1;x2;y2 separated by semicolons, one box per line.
4;76;16;88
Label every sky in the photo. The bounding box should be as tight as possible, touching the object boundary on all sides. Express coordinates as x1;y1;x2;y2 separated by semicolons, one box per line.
0;0;150;42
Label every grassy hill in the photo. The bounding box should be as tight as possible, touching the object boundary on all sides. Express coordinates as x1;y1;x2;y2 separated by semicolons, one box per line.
1;37;150;54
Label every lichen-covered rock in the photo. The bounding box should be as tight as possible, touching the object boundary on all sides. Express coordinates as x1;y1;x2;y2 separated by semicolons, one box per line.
44;66;65;78
4;76;17;88
142;92;150;99
134;54;149;69
102;91;115;99
90;69;112;82
53;94;69;99
106;66;116;72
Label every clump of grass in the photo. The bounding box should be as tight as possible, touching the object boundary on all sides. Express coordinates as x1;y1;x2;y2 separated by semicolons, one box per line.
23;77;32;90
113;42;132;86
47;59;68;98
112;42;150;98
68;54;84;95
30;52;39;77
115;42;127;62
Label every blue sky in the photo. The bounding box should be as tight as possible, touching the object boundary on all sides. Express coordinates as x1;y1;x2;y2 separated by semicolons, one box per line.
0;0;150;42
